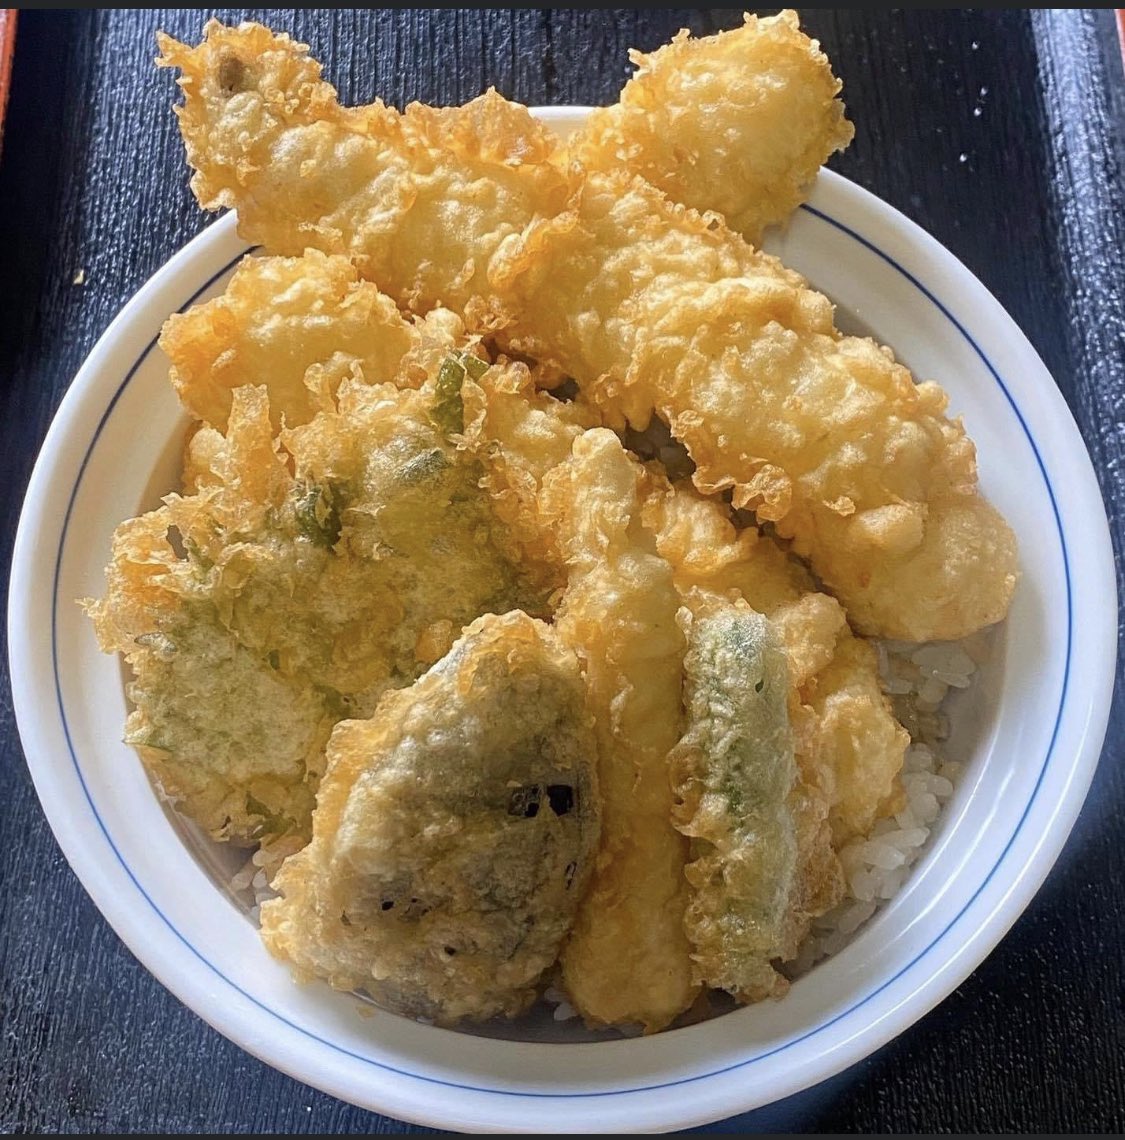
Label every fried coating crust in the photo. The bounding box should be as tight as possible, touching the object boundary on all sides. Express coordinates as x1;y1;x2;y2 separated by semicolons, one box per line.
568;10;854;246
645;481;842;943
160;22;1017;641
802;635;911;842
459;358;597;585
260;611;599;1025
645;480;909;846
87;356;547;852
540;429;697;1033
161;249;463;431
496;173;1019;642
157;22;567;314
669;592;797;1001
86;385;334;847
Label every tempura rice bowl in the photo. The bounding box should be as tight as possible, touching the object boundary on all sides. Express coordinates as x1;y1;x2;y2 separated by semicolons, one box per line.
8;107;1114;1132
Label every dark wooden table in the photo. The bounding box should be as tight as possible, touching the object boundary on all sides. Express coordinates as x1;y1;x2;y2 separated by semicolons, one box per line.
2;9;1123;1134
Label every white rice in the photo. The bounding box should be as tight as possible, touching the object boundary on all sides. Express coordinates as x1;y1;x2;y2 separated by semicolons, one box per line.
542;986;579;1023
230;837;297;922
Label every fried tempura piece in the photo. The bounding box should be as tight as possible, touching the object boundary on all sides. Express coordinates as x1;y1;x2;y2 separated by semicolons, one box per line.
161;249;463;431
645;481;842;945
264;362;552;686
645;480;909;845
568;10;854;246
669;592;798;1001
160;22;1018;640
157;22;568;315
643;477;845;684
85;385;335;847
459;358;597;580
540;429;696;1033
494;173;1019;642
260;611;599;1025
803;634;910;842
87;356;547;852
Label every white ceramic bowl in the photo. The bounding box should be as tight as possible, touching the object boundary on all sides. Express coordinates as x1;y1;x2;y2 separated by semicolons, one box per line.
8;108;1117;1133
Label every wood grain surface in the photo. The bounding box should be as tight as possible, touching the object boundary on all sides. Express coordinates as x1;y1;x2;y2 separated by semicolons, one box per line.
1;8;1122;1134
0;11;14;153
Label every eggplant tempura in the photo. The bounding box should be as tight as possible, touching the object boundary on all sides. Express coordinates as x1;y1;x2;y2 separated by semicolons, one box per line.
260;611;600;1025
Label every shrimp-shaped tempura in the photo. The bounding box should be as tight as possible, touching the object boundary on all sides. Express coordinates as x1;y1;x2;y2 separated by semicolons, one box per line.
541;430;697;1033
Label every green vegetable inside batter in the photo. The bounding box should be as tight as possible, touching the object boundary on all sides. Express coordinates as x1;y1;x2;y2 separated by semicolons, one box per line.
669;598;797;1002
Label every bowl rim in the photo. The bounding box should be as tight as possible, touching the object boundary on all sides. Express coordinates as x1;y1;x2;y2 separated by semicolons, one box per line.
8;105;1118;1133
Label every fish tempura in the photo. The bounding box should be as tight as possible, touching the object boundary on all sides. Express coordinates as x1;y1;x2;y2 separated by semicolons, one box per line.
495;173;1019;642
568;9;854;245
160;22;1018;641
157;22;568;316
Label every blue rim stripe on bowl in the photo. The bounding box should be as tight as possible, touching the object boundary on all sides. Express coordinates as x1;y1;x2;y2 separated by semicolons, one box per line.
51;206;1072;1099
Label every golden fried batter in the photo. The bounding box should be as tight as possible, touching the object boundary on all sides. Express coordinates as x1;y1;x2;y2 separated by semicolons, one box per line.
87;355;548;854
157;22;568;315
802;635;912;842
568;10;854;245
93;19;1020;1036
161;250;463;430
540;429;697;1033
160;22;1017;641
260;611;599;1025
86;385;333;848
496;174;1019;642
645;480;908;846
459;357;597;583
